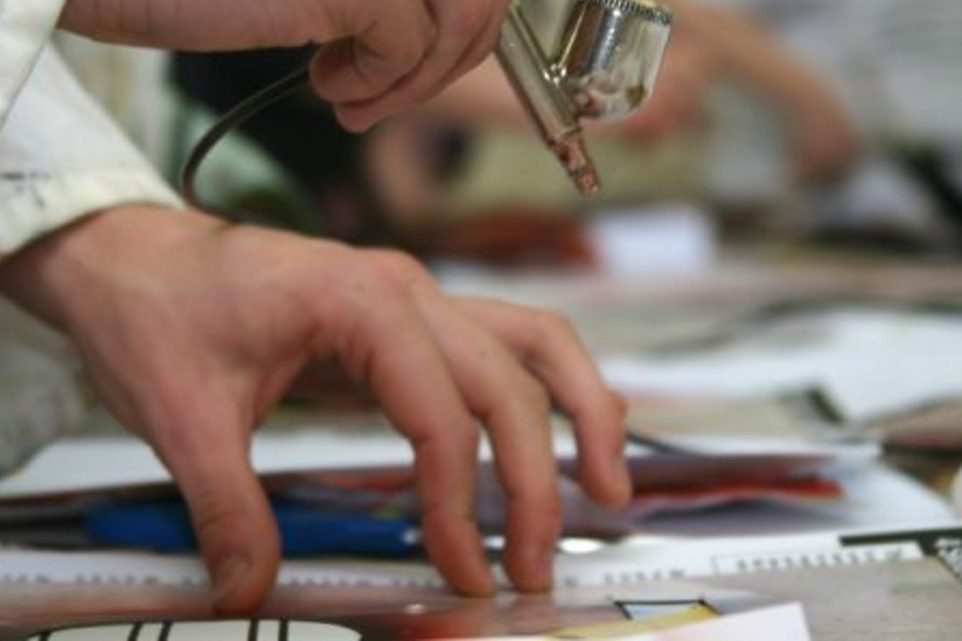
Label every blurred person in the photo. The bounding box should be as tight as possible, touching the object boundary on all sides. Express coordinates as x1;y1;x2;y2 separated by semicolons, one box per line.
724;0;962;250
0;0;633;615
364;0;858;262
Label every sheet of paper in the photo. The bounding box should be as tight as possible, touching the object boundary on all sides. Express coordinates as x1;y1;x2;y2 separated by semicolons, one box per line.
619;603;810;641
432;604;809;641
552;528;928;590
0;420;874;503
22;621;360;641
5;561;959;641
0;579;754;641
0;424;579;501
638;463;956;539
552;602;719;638
601;307;962;423
587;204;715;278
3;522;959;592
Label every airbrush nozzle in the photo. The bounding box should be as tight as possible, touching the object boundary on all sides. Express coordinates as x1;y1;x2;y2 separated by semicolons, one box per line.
496;3;590;198
551;132;601;199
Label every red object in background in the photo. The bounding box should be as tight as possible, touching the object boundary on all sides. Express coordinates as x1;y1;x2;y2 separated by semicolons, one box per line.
632;476;844;518
401;209;597;269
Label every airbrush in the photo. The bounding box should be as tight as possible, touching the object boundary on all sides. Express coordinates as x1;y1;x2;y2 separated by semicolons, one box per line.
496;0;673;197
181;0;673;216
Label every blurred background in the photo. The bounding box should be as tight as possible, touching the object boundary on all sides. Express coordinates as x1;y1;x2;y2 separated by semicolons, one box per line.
52;0;962;270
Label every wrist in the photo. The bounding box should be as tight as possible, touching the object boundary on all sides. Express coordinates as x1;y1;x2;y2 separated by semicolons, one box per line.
0;206;224;332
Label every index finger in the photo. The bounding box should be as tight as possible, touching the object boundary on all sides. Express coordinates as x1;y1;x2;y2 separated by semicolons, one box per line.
321;275;494;596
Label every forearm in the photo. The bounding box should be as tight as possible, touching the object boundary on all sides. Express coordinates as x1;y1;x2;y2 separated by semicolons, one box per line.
0;210;114;334
57;0;327;50
0;207;219;333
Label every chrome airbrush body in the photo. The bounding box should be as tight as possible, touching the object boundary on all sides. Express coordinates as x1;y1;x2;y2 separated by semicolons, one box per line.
497;0;673;197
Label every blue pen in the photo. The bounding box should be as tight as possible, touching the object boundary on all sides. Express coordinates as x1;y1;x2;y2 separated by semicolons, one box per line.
84;499;421;558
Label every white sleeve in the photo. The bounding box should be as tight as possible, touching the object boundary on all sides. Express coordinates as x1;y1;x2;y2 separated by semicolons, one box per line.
0;0;64;129
0;3;181;474
0;45;183;254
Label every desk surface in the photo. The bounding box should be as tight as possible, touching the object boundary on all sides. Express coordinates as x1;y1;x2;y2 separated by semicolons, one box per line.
6;253;962;639
2;558;961;640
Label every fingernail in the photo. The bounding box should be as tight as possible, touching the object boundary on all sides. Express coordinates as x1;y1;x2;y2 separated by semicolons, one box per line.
475;568;498;597
617;461;634;502
213;556;250;607
618;455;633;485
539;544;556;587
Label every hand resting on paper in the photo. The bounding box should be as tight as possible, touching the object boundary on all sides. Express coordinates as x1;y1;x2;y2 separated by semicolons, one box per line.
0;206;631;613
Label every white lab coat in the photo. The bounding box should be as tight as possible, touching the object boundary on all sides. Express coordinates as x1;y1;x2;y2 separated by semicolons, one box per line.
0;0;181;473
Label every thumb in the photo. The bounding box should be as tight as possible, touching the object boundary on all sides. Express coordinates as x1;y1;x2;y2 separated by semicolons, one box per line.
161;429;280;614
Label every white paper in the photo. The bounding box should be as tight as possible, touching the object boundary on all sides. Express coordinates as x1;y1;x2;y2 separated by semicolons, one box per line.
0;426;581;501
588;205;716;278
620;603;810;641
640;463;956;539
602;308;962;423
381;604;811;641
4;521;958;592
26;620;361;641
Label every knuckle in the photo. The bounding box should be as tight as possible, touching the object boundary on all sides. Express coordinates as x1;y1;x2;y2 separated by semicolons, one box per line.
409;421;451;454
404;9;437;65
407;406;479;455
398;38;429;71
450;1;491;40
419;503;478;549
532;310;578;347
364;249;431;288
541;502;565;540
541;495;565;527
348;253;406;298
517;375;552;416
189;488;241;542
329;255;410;332
514;489;564;529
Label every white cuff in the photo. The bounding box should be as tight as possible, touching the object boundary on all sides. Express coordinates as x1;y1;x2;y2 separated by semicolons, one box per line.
0;46;184;254
0;167;182;253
